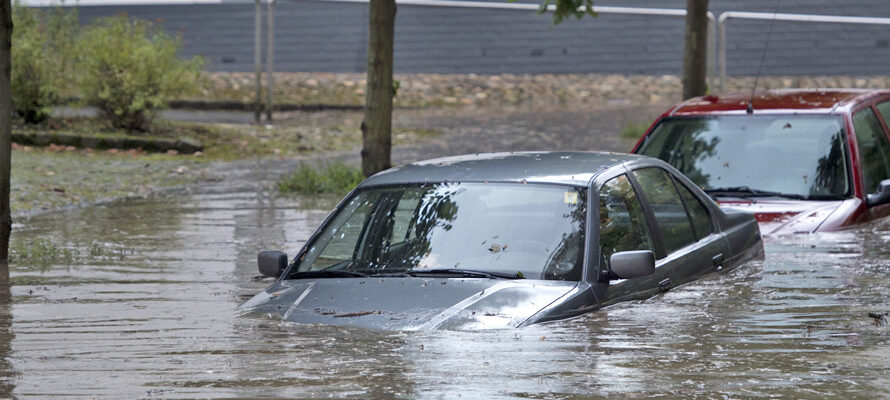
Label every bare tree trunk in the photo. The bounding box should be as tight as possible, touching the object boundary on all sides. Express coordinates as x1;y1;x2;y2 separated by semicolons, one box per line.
0;0;11;263
253;0;262;124
361;0;395;177
682;0;709;99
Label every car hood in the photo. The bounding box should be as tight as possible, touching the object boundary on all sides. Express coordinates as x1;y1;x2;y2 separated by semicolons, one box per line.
237;277;579;330
716;199;844;235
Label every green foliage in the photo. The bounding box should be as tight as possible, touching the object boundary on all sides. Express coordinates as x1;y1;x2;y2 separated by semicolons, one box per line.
619;121;650;140
278;163;365;196
10;238;75;266
10;237;134;267
529;0;596;24
11;4;78;124
76;16;202;132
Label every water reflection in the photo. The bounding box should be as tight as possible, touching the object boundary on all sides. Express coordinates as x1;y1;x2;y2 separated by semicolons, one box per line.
5;188;890;398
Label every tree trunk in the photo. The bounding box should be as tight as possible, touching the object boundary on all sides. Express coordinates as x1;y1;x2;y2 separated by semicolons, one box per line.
361;0;396;177
0;0;11;263
682;0;709;99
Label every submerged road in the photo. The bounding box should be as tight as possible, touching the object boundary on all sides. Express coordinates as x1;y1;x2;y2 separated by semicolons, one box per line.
6;171;890;398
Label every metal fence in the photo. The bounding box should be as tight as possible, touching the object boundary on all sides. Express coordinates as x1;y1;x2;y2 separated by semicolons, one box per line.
717;11;890;91
250;0;715;120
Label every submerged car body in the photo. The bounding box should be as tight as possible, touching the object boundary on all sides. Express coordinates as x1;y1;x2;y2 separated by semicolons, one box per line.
239;152;763;330
633;89;890;235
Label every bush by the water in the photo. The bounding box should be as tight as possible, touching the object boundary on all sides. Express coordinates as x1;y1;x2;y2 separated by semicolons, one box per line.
278;163;365;196
77;16;202;132
619;121;651;140
11;5;78;124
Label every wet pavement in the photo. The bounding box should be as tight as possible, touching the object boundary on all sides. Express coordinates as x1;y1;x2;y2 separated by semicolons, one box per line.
5;106;890;398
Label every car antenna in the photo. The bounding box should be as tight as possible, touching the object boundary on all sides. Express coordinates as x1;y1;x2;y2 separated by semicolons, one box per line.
749;0;781;114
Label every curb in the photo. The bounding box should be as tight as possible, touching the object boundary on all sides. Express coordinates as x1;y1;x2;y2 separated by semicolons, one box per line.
167;100;364;112
12;131;203;154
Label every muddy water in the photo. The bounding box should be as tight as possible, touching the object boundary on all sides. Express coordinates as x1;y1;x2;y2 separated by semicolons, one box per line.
5;186;890;398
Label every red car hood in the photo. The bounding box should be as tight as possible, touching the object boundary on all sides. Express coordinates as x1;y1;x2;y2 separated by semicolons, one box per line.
716;199;848;236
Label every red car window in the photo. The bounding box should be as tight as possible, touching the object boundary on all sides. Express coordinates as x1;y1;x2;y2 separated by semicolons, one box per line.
852;108;890;195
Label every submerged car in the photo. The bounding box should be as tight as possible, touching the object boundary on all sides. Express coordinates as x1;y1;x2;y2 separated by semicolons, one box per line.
633;89;890;235
239;152;763;330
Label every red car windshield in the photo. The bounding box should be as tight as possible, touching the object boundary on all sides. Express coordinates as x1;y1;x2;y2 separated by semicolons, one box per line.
637;115;850;200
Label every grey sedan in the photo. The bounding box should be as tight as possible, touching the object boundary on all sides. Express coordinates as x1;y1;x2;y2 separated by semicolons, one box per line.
239;152;763;330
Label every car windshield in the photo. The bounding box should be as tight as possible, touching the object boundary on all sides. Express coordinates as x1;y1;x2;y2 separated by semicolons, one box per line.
636;115;850;200
293;182;587;281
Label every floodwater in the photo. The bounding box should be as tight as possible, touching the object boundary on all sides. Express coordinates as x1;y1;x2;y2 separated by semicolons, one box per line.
3;181;889;399
7;103;890;398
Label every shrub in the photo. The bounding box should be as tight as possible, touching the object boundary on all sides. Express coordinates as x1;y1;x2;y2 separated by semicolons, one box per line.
11;4;78;124
619;121;651;140
278;163;365;196
77;16;202;132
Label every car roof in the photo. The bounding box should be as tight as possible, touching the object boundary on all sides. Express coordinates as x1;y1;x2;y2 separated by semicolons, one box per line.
361;151;646;187
666;89;890;116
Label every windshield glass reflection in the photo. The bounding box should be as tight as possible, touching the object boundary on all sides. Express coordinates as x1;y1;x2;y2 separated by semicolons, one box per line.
637;115;850;200
294;183;587;280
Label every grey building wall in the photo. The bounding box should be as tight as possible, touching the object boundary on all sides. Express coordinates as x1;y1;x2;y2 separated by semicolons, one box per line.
71;0;890;76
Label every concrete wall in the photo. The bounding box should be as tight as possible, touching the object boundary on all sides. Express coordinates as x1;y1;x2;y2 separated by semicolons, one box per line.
69;0;890;76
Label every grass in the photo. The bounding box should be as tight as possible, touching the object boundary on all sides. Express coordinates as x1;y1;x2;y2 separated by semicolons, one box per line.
277;163;365;196
11;145;204;214
10;237;135;268
16;116;441;160
619;121;650;140
10;115;441;214
10;238;76;267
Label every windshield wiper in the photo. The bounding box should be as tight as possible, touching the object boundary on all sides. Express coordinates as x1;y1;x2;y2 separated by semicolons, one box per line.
406;268;522;279
704;186;805;200
289;270;369;279
368;271;411;277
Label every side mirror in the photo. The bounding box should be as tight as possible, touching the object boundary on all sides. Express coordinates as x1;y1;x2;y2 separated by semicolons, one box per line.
867;179;890;207
610;250;655;279
258;250;288;278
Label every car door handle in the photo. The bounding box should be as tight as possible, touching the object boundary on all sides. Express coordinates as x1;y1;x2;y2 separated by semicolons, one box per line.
658;278;672;292
712;253;725;271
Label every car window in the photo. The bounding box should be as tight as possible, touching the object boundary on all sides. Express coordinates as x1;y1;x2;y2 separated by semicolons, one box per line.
637;115;849;199
676;180;712;240
598;174;654;269
389;188;423;245
853;107;890;195
305;192;381;270
296;183;587;281
633;168;697;255
875;101;890;127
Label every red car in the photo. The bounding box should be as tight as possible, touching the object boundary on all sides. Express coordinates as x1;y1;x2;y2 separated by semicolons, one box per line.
632;89;890;236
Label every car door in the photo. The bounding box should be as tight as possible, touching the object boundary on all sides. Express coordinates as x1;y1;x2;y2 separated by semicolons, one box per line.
595;171;660;305
858;102;890;220
628;167;731;292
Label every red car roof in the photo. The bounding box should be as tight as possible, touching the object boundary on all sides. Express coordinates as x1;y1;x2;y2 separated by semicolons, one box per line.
666;89;890;116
